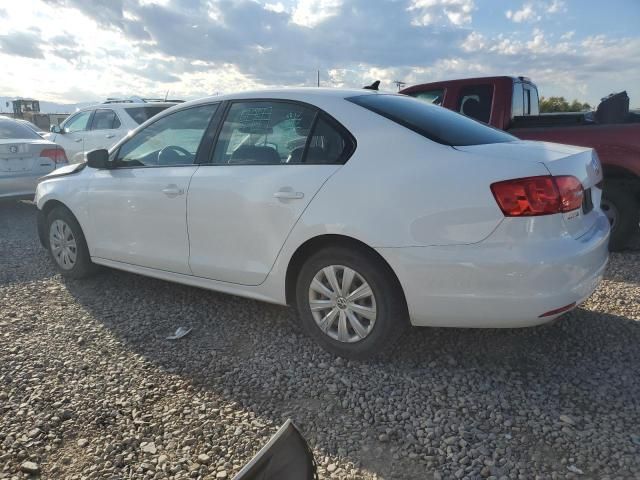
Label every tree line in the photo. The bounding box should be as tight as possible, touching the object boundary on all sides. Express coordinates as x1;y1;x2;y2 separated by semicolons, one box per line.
540;96;591;113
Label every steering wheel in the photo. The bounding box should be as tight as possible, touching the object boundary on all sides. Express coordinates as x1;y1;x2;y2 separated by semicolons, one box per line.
158;145;192;165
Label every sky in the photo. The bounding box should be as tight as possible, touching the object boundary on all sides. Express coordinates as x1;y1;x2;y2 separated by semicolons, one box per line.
0;0;638;107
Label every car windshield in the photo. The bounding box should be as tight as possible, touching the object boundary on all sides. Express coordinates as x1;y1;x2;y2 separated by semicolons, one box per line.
347;93;516;146
0;119;42;140
125;106;172;125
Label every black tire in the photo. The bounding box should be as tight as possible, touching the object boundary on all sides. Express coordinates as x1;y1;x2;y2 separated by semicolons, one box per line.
295;246;409;360
46;206;97;279
602;184;639;251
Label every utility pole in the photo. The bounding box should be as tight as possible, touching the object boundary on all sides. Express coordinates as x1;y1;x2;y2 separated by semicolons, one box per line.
393;80;406;92
317;70;320;87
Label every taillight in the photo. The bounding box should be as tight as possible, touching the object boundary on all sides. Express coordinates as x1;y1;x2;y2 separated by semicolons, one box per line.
491;175;583;217
40;147;68;164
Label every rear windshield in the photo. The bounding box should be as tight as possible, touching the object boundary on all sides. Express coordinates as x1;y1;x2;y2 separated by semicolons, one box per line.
347;94;516;146
125;106;171;125
0;119;41;140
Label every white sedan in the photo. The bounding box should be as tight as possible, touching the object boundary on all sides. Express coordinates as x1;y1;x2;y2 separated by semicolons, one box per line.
34;89;610;358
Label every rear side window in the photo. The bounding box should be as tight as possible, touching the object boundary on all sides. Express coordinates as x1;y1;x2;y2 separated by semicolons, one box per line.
0;119;41;139
348;94;515;146
90;109;121;130
407;89;444;106
125;106;171;125
512;82;524;117
458;85;493;123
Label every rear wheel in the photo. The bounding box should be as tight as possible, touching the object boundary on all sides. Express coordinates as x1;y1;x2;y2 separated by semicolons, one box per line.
602;184;639;251
47;206;97;278
295;246;408;359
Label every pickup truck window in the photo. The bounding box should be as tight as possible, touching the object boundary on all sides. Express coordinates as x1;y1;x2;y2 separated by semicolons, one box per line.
523;85;540;115
408;89;444;105
348;94;516;146
458;85;493;123
512;82;524;117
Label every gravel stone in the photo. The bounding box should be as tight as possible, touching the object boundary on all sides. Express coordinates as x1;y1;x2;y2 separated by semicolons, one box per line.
1;200;639;479
20;461;40;474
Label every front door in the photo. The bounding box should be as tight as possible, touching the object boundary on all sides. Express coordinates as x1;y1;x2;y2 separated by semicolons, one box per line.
188;100;354;285
87;103;219;274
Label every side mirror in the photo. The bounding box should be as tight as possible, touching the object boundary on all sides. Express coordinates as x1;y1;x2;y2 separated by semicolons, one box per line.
86;149;111;169
50;125;62;134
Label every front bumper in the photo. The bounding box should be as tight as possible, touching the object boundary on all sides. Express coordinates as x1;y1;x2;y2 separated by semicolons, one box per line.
377;213;610;328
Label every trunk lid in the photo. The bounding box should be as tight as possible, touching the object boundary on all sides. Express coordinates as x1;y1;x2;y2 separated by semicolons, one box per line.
0;139;54;173
455;140;603;239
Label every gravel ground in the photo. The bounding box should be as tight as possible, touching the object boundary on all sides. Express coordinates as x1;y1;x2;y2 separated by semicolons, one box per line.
1;199;639;480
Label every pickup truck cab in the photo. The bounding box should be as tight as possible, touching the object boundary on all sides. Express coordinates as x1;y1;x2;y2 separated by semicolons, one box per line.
401;76;640;250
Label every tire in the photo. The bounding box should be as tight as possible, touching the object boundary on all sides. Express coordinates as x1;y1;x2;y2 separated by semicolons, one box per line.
46;206;97;279
295;246;408;360
601;184;639;252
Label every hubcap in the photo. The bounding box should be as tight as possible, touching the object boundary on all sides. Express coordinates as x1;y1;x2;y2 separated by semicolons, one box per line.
601;199;618;231
308;265;377;343
49;219;77;270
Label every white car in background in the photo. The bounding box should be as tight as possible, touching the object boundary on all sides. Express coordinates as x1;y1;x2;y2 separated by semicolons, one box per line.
46;99;181;163
34;89;609;359
0;117;67;199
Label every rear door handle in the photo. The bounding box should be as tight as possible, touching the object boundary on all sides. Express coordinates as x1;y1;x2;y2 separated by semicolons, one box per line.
162;185;184;197
74;138;82;143
105;134;115;139
273;190;304;200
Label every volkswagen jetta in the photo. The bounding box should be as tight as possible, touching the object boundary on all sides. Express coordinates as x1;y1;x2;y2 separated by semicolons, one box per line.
34;89;610;358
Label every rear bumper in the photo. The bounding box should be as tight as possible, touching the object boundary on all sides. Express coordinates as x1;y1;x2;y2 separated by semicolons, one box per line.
377;213;610;328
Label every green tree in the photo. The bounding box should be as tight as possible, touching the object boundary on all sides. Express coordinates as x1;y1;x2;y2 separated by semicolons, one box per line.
540;96;591;113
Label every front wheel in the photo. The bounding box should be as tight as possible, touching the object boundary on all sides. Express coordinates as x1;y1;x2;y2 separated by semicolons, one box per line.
295;246;408;360
47;206;97;278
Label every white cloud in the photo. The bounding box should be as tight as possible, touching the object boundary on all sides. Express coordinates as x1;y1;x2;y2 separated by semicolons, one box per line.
461;31;485;52
505;3;538;23
408;0;474;26
560;30;575;40
546;0;565;14
291;0;342;27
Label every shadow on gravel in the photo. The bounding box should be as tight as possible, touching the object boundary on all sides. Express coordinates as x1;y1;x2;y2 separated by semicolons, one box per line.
61;265;640;478
0;200;57;285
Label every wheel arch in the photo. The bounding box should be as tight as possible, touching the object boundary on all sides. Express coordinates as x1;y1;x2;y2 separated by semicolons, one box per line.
38;199;80;247
284;234;408;309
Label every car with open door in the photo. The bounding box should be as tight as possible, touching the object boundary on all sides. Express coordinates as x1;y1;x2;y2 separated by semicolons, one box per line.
35;89;609;359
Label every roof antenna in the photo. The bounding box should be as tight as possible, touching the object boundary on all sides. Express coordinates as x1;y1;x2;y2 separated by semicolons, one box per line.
363;80;380;91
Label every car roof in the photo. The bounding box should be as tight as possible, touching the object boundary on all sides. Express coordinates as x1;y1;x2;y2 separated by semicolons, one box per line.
77;102;180;111
179;88;385;108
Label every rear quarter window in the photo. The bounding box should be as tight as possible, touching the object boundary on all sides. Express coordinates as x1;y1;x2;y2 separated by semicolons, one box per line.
348;94;516;146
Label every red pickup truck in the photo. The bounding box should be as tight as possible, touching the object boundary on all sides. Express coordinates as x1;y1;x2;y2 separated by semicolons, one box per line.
401;76;640;250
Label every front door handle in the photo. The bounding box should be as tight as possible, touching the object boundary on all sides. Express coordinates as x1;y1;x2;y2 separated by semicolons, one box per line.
273;190;304;200
74;138;82;143
105;134;116;139
162;184;184;197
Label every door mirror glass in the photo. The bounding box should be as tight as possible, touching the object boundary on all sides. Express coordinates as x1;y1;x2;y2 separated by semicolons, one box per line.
86;149;110;169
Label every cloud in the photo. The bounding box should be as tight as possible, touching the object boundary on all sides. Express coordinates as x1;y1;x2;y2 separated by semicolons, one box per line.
407;0;474;26
506;3;538;23
0;31;45;59
291;0;342;27
505;0;565;23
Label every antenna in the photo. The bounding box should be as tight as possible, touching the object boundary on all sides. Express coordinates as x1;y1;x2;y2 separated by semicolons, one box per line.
164;90;169;101
393;80;406;92
317;70;320;88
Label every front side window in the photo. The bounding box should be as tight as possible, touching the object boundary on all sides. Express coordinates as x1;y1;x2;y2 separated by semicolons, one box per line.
212;101;317;165
348;94;515;146
115;103;218;167
63;111;92;133
90;109;121;130
407;89;444;106
457;85;493;124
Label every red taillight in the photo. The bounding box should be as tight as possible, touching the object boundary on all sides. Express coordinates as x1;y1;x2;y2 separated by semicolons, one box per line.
40;147;68;164
490;175;583;217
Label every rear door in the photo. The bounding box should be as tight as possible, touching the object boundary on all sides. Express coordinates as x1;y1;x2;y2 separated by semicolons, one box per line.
187;100;355;285
52;110;93;163
83;108;123;153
